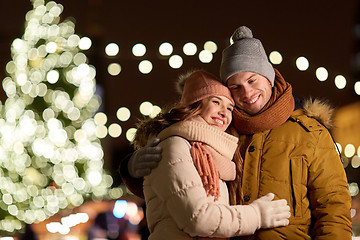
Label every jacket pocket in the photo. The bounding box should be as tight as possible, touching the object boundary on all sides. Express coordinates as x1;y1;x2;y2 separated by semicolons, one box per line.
290;156;308;217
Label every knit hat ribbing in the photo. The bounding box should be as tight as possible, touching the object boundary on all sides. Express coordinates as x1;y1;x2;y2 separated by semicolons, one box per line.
180;70;234;106
220;26;275;86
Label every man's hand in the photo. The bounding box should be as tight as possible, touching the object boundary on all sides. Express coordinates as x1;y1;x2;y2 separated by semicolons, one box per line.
128;138;162;178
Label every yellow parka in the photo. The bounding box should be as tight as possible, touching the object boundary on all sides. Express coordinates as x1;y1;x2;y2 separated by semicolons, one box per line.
233;99;352;240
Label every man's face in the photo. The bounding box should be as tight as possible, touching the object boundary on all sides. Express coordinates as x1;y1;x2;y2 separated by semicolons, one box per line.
227;72;273;115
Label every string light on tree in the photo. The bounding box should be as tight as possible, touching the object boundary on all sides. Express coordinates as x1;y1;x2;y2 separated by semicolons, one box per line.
0;0;118;235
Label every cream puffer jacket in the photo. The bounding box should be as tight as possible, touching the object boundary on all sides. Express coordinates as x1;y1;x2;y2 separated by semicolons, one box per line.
143;121;259;240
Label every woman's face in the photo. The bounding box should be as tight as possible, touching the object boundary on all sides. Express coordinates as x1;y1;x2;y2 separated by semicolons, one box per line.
199;96;234;131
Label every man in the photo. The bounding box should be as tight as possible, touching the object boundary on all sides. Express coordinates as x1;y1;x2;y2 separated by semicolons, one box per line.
119;26;352;239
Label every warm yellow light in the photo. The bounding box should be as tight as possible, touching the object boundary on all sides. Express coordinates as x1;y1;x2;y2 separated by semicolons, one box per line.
354;81;360;95
0;0;115;231
296;56;309;71
2;194;13;205
43;108;55;121
105;43;119;57
126;128;137;142
60;52;72;66
204;41;217;53
5;61;16;74
47;70;59;84
108;63;121;76
199;50;212;63
16;73;27;86
351;155;360;168
109;187;123;199
116;107;131;121
344;144;356;158
159;42;173;56
349;182;359;197
138;60;153;74
108;123;122;138
79;37;92;50
46;42;57;53
149;105;161;118
132;43;146;57
73;52;87;66
169;55;183;69
269;51;283;65
94;112;107;125
139;101;153;116
86;170;102;186
334;75;346;89
67;34;80;48
316;67;328;82
96;125;107;138
183;42;197;56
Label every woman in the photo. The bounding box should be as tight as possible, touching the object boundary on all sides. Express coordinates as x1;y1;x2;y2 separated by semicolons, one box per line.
133;70;290;240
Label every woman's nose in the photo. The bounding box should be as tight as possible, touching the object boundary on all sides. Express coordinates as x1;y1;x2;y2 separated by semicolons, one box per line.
218;109;224;116
218;106;227;117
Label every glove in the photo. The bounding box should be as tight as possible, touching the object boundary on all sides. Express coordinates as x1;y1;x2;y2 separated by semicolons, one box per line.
250;193;291;229
128;138;162;178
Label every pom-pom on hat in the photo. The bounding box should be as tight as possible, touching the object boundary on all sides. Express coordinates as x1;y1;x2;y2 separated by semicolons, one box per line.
220;26;275;86
177;70;234;106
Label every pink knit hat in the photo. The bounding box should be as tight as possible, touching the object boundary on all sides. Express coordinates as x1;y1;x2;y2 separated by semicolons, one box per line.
180;70;234;106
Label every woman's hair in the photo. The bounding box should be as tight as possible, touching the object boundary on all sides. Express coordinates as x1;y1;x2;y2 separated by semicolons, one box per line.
132;101;203;150
226;124;244;205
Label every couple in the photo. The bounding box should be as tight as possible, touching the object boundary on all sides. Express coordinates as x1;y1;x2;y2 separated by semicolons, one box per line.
119;26;352;239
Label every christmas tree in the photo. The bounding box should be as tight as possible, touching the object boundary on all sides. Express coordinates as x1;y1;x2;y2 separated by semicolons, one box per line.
0;0;114;234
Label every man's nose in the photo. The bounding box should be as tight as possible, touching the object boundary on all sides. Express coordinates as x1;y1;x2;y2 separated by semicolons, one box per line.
241;86;252;98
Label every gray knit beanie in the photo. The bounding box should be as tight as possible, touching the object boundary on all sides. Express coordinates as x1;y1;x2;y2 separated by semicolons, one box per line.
220;26;275;86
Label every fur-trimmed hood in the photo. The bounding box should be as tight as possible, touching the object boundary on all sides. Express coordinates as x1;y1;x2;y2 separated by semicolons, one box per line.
301;98;334;129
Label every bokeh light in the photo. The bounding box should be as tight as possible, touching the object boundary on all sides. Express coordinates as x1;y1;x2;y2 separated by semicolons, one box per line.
79;37;92;50
159;42;173;56
316;67;328;81
105;43;119;57
149;105;161;118
354;81;360;95
203;41;217;53
183;42;197;56
108;123;122;138
132;43;146;57
116;107;131;121
169;55;183;69
108;63;121;76
351;155;360;168
139;101;153;116
344;144;356;158
269;51;283;65
199;50;213;63
334;75;346;89
138;60;153;74
296;56;309;71
126;128;137;142
0;0;115;233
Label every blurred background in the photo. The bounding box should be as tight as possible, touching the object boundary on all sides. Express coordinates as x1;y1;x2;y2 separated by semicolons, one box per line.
0;0;359;239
